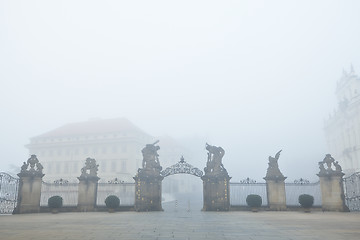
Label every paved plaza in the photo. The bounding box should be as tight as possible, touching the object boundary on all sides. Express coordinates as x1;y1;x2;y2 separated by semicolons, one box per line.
1;209;360;240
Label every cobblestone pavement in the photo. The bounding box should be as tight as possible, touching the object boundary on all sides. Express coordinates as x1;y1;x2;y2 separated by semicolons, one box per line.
0;210;360;240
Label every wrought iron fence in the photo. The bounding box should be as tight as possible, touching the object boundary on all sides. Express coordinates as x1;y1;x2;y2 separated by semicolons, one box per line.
40;180;78;206
343;172;360;211
230;178;321;207
230;178;268;206
97;182;135;206
0;172;19;214
285;180;321;207
40;180;136;207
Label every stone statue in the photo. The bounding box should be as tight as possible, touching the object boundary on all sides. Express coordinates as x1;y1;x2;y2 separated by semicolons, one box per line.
204;143;227;175
18;155;44;177
317;154;344;176
318;161;326;174
334;161;342;172
265;150;285;180
36;162;43;173
323;154;335;170
21;162;29;172
80;157;99;178
139;140;162;174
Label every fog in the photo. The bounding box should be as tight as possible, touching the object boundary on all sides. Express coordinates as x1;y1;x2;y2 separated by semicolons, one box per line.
1;1;360;182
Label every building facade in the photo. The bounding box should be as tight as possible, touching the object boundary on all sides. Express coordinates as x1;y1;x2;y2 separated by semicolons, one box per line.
26;118;154;183
324;65;360;175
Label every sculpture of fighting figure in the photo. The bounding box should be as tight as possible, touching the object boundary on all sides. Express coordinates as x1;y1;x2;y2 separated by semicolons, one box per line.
139;140;162;175
318;154;343;175
265;150;285;180
80;157;99;178
19;155;44;176
204;143;228;175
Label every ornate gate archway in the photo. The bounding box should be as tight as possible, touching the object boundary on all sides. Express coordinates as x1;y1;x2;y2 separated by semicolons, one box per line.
160;156;203;178
134;141;230;212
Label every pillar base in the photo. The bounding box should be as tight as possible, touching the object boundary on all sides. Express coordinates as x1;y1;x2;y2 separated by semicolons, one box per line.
318;173;348;212
77;176;99;212
134;173;163;211
15;175;43;214
264;177;287;211
201;174;231;211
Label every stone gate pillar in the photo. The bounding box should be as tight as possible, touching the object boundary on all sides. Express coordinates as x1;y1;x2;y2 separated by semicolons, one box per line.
15;155;45;214
201;143;231;211
134;173;163;211
317;154;348;211
264;150;287;210
134;141;163;211
202;174;231;211
77;158;100;212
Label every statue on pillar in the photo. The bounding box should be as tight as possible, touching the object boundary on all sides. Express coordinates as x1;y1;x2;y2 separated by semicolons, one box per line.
15;155;44;214
264;150;286;181
138;140;162;175
204;143;228;176
317;154;348;211
318;154;344;176
134;141;163;211
18;155;44;177
79;157;99;179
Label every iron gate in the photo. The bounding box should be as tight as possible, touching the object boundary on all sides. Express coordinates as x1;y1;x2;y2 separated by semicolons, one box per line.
0;172;19;214
343;172;360;211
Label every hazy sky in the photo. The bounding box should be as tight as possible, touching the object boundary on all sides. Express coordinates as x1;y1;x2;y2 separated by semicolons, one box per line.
1;0;360;181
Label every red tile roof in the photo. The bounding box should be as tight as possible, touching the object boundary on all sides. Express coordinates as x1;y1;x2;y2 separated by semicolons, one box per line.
32;118;152;139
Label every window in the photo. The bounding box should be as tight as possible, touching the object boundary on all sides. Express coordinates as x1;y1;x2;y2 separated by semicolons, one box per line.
93;147;98;155
102;161;107;172
47;163;52;174
55;162;61;174
64;162;69;174
111;161;117;172
122;145;127;153
121;160;127;172
73;162;78;173
102;147;107;154
112;146;117;153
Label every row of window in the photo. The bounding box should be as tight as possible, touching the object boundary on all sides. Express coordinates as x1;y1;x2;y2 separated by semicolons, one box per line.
43;159;128;175
32;133;130;144
36;145;128;157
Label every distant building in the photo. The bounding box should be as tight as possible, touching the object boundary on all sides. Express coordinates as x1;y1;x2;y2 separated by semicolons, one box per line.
26;118;154;182
324;65;360;175
25;117;200;196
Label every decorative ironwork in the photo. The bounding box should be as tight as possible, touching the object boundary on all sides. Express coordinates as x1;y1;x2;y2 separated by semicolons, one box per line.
239;177;257;184
293;178;310;184
108;178;125;184
161;156;203;178
344;172;360;211
53;178;69;185
0;172;19;214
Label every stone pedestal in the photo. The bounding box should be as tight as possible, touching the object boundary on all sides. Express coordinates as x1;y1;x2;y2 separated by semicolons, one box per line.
77;176;100;212
201;174;231;211
264;177;287;211
16;175;43;214
134;173;163;211
14;155;44;214
318;174;347;211
317;154;348;212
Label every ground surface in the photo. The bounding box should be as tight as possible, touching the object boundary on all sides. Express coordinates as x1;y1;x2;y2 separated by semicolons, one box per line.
0;209;359;240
